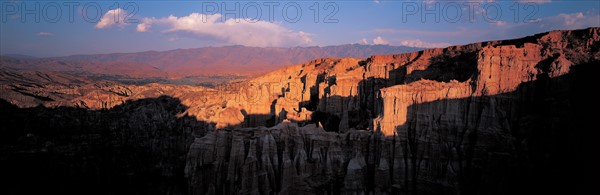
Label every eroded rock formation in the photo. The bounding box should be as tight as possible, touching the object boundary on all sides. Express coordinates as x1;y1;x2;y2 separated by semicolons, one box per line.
219;28;599;135
185;27;600;194
1;28;598;195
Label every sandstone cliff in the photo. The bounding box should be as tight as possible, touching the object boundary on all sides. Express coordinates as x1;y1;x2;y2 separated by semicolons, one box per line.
216;28;599;135
184;27;600;194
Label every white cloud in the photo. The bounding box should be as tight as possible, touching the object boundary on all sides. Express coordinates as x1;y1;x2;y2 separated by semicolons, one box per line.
372;28;471;37
397;39;451;48
359;38;369;45
366;36;451;48
557;12;585;27
136;17;153;32
36;32;53;36
539;12;599;29
373;36;389;45
96;8;129;29
484;12;599;41
373;0;380;4
136;13;313;47
516;0;552;4
493;21;508;27
507;12;598;31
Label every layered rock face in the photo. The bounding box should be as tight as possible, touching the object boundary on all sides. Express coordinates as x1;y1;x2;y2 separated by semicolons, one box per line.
220;28;599;134
185;28;600;194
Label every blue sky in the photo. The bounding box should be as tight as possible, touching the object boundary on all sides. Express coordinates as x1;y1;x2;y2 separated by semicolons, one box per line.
1;0;599;57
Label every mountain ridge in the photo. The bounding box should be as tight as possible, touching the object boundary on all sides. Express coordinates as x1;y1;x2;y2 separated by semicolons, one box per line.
1;44;423;78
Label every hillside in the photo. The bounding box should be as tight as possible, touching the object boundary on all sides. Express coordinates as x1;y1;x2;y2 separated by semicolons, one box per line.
56;44;422;76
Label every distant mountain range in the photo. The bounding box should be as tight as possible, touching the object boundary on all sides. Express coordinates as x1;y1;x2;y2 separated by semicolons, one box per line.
1;44;423;78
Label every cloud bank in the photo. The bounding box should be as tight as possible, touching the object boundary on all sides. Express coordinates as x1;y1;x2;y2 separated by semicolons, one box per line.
372;36;389;45
363;36;450;48
136;13;313;47
488;12;600;39
397;39;451;48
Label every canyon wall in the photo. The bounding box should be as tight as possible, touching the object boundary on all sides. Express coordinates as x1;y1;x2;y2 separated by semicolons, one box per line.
219;28;598;134
185;28;600;194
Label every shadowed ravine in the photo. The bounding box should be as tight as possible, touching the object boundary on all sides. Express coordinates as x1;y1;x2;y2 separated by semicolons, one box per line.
0;97;209;195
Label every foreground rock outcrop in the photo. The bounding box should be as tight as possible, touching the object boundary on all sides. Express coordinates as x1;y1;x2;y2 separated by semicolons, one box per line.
186;122;378;194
